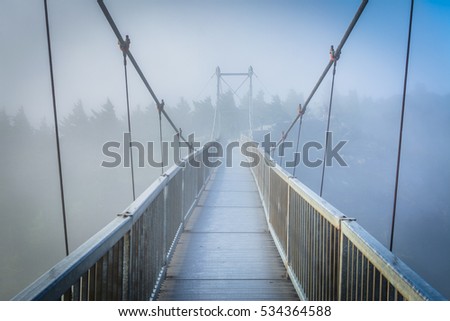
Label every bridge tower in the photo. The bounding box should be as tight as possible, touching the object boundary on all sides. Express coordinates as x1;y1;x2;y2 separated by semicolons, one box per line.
211;66;254;140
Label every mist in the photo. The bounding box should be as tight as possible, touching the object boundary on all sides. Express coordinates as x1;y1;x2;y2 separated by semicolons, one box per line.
1;0;449;300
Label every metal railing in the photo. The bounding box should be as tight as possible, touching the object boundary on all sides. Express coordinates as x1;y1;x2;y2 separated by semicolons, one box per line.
249;147;445;301
13;144;213;301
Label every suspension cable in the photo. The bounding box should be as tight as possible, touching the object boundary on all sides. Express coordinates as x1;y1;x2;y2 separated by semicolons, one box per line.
319;59;338;197
390;0;415;252
234;76;250;95
210;107;218;141
292;105;305;177
221;77;243;102
120;36;136;200
253;72;272;98
194;72;215;102
97;0;193;151
274;0;368;150
194;72;218;141
158;101;165;175
210;74;221;141
279;131;285;168
44;0;69;256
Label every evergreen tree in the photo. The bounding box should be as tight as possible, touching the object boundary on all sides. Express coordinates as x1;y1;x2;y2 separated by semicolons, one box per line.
253;90;270;129
191;97;214;139
218;91;239;139
91;99;123;141
11;107;33;142
0;109;11;147
283;89;304;118
61;100;91;138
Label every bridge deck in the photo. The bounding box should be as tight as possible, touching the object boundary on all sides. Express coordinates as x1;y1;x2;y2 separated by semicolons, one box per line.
158;149;299;300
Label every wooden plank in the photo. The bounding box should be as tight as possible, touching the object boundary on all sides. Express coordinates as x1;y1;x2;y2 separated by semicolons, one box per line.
158;152;299;301
197;190;263;208
158;280;298;301
186;207;268;233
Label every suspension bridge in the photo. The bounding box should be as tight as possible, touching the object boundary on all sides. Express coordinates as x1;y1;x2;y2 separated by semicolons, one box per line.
11;0;446;301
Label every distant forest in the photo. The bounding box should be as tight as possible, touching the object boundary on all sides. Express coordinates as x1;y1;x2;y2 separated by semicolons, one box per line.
1;87;450;299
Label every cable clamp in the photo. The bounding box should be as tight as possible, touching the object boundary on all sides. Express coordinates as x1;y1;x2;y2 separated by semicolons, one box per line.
157;99;165;112
298;103;305;116
119;35;130;53
117;211;132;218
329;45;340;62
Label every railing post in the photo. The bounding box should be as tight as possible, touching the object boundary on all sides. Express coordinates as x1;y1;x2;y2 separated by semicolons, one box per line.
181;160;186;227
163;184;168;268
265;157;271;220
337;218;355;301
122;231;131;300
338;222;344;301
286;184;291;268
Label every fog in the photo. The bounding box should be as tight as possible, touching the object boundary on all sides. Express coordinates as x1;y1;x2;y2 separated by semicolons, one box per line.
0;0;449;299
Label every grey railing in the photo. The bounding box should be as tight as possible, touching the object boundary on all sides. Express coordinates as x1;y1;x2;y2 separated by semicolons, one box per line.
249;147;445;301
13;144;213;301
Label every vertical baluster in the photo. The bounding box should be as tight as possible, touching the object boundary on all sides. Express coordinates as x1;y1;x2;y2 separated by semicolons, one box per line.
107;248;114;300
73;280;80;301
122;231;131;300
94;257;103;300
88;265;96;300
81;272;88;301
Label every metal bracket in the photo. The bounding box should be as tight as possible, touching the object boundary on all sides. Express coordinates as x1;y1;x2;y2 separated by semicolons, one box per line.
341;217;356;222
157;99;165;112
338;216;356;230
117;211;132;218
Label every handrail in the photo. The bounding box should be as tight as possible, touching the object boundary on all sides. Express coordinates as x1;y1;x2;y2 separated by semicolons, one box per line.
248;145;445;301
273;166;345;227
12;216;132;300
340;221;444;301
12;144;213;301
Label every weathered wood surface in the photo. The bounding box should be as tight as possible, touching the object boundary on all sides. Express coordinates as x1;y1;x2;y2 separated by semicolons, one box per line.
158;150;299;300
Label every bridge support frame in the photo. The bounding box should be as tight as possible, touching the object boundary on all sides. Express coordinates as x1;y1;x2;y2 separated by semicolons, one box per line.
211;66;254;140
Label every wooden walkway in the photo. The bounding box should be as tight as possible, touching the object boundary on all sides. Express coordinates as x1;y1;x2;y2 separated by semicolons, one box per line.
158;149;299;300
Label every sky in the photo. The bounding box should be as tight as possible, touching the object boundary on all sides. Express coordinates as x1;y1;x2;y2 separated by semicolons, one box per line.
1;0;449;125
